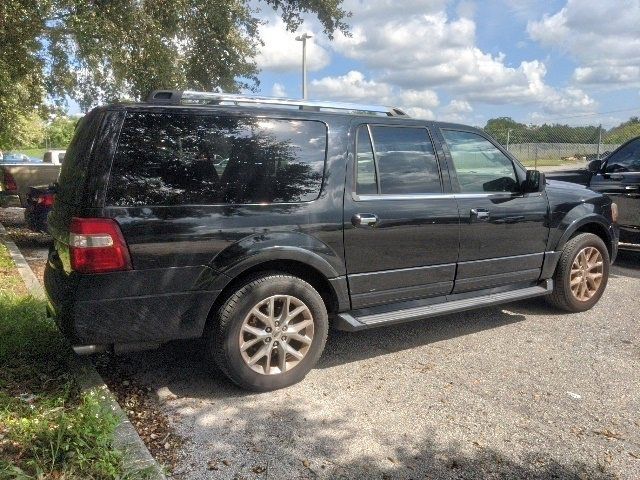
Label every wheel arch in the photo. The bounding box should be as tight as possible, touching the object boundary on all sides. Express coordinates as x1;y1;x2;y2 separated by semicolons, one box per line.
203;257;349;335
557;215;613;259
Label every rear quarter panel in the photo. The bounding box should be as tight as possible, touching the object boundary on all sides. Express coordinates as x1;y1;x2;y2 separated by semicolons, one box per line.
100;111;351;292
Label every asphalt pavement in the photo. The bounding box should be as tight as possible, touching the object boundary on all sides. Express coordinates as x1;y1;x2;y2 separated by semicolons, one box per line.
114;255;640;480
3;207;639;479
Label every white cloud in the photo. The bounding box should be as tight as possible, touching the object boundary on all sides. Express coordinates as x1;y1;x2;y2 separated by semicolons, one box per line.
456;0;476;19
255;18;331;72
309;70;439;117
437;100;474;123
398;89;439;109
310;71;394;103
527;0;640;87
444;99;473;114
402;107;435;120
329;6;596;114
271;82;287;97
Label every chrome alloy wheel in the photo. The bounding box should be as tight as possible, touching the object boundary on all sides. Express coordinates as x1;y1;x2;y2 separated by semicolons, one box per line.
239;295;315;375
570;246;604;301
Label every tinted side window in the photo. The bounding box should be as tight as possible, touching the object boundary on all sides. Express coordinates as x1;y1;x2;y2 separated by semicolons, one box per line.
356;125;377;194
369;126;441;194
442;130;519;193
56;112;102;206
605;138;640;173
107;113;327;206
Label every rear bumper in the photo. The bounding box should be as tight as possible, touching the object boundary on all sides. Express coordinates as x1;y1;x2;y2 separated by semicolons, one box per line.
45;261;222;347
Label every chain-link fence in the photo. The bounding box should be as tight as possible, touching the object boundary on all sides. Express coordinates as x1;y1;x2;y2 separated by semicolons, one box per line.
485;119;640;171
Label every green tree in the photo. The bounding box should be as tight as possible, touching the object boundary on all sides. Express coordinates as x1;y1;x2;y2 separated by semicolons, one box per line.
0;112;45;150
46;116;79;148
0;0;349;147
484;117;528;144
605;117;640;144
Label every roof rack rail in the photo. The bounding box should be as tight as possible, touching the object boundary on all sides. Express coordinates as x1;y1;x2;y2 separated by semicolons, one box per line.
146;90;408;117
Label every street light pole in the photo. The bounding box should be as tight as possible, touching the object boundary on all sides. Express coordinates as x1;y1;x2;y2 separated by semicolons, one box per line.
295;33;312;99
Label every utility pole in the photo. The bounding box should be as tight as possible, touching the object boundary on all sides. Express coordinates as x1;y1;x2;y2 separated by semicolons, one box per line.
295;33;312;99
596;124;602;160
506;128;512;151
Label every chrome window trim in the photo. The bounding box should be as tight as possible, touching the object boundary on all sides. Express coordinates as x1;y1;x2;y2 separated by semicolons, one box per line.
367;124;382;194
353;192;531;201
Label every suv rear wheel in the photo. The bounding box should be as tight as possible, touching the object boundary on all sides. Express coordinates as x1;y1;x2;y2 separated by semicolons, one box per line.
208;273;328;391
547;233;610;312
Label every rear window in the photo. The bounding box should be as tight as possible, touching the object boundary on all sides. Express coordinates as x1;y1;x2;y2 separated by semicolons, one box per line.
106;112;327;206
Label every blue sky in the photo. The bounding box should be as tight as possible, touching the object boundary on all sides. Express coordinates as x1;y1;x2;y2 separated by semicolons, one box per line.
251;0;640;128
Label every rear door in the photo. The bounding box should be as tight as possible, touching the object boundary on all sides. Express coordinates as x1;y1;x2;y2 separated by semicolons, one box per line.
589;137;640;237
343;122;460;309
438;128;549;293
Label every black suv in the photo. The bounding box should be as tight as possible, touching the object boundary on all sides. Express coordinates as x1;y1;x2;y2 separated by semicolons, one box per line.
546;136;640;249
45;91;618;391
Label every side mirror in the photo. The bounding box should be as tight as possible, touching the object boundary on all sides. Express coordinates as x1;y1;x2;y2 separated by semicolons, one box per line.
587;159;602;173
523;170;545;193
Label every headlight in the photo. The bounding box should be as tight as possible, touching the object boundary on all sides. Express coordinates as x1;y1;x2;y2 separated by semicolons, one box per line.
611;202;618;223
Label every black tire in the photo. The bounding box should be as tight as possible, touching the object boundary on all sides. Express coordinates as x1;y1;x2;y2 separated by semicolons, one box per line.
546;233;610;312
207;273;328;391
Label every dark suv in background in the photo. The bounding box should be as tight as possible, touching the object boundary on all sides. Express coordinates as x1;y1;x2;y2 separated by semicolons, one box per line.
45;91;618;391
546;136;639;250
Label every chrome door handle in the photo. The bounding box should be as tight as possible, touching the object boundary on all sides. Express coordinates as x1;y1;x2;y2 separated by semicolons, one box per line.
470;208;490;221
352;213;379;227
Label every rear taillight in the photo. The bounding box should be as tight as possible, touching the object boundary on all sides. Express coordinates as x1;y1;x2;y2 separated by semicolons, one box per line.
3;171;17;193
69;217;132;273
37;193;55;207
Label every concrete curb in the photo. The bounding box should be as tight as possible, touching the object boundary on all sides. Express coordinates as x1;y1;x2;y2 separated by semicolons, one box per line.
0;222;166;479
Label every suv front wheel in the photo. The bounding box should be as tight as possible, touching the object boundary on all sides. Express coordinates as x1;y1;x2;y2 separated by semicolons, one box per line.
208;273;328;391
547;233;610;312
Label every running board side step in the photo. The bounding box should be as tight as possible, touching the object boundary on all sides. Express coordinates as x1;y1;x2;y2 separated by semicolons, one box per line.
619;242;640;252
335;280;553;331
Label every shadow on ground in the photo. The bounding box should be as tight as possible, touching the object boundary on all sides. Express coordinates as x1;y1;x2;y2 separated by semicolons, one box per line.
161;388;617;479
611;249;640;279
100;302;551;402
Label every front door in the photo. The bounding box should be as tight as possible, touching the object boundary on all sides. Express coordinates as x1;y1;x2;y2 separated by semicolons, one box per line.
343;123;460;309
589;137;640;242
438;128;550;293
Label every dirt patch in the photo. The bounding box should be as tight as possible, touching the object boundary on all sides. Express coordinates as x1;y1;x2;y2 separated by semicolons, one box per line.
4;226;51;284
0;207;25;227
5;226;51;250
94;356;184;474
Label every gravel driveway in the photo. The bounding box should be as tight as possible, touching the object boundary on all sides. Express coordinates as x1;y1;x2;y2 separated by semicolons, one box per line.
3;207;639;479
112;252;640;480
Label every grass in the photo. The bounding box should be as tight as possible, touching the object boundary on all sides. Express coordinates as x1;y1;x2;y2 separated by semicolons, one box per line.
519;157;565;168
518;157;590;168
0;244;131;479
